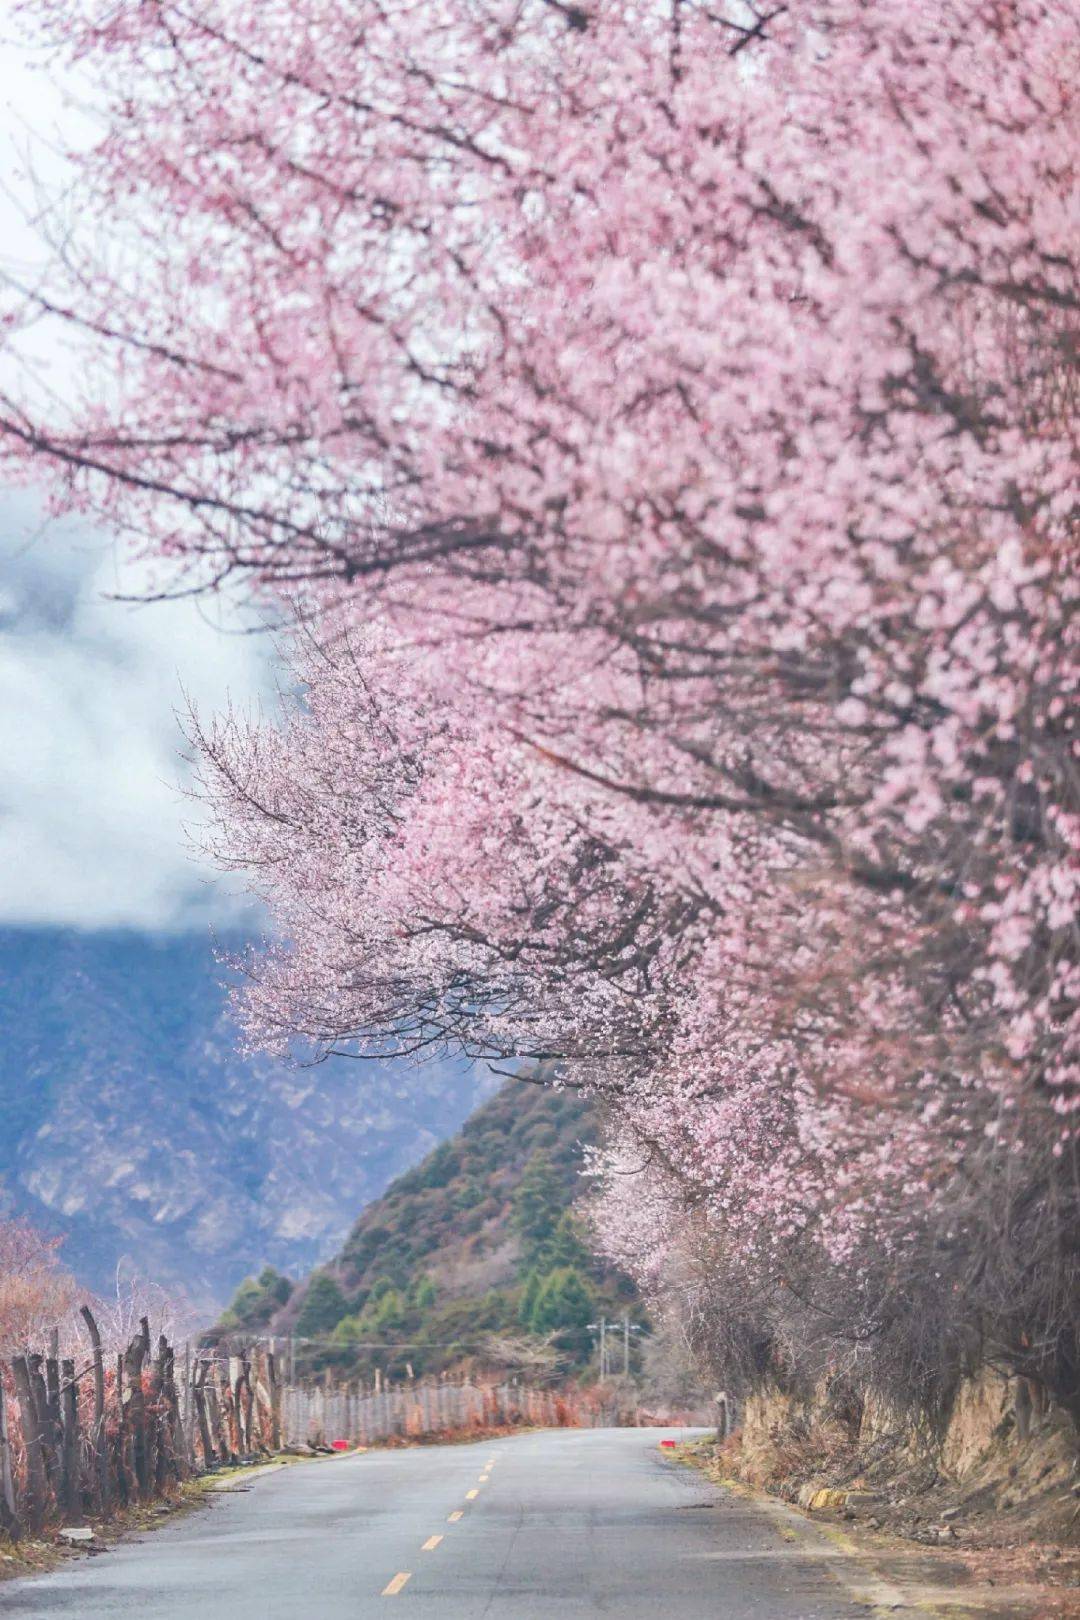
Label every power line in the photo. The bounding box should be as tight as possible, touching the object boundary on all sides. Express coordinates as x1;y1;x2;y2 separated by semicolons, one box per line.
212;1332;538;1352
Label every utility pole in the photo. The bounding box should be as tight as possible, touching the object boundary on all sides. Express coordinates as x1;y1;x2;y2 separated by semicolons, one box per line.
591;1317;646;1379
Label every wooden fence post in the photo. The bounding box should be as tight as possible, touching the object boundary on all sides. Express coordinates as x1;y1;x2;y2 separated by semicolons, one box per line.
11;1357;47;1530
240;1354;255;1456
181;1342;196;1470
124;1330;150;1500
206;1371;226;1463
27;1355;57;1499
267;1351;282;1451
45;1341;62;1469
147;1330;164;1494
60;1359;80;1519
113;1353;129;1508
79;1307;109;1516
0;1370;21;1540
207;1358;222;1461
192;1358;215;1469
163;1340;188;1481
226;1356;241;1456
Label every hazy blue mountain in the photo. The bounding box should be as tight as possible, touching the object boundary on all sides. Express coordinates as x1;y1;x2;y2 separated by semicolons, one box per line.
0;929;495;1314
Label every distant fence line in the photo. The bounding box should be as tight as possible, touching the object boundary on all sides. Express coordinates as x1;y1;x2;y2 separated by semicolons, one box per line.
0;1313;638;1538
281;1378;624;1449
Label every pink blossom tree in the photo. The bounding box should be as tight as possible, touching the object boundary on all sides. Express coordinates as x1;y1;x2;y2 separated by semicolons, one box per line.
4;0;1077;1406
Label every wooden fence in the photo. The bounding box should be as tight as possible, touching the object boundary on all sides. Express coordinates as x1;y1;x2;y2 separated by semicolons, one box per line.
280;1377;614;1449
1;1311;190;1538
0;1314;625;1539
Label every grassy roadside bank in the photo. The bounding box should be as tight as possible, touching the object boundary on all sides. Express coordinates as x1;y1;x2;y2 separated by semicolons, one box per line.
675;1436;1080;1619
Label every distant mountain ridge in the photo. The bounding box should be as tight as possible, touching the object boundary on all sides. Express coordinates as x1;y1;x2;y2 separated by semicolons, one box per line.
0;928;495;1313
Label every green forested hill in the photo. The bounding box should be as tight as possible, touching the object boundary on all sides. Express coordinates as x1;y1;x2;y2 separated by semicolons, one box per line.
215;1082;645;1380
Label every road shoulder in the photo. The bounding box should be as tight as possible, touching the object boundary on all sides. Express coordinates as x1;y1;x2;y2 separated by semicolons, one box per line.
673;1442;1080;1619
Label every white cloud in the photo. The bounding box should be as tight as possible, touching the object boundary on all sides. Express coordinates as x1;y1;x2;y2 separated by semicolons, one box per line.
0;39;276;930
0;499;275;929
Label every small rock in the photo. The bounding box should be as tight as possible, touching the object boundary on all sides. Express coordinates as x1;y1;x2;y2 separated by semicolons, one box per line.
940;1507;961;1521
807;1487;848;1512
58;1527;95;1545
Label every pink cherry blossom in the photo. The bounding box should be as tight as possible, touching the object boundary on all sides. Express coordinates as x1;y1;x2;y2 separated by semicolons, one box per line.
3;0;1077;1404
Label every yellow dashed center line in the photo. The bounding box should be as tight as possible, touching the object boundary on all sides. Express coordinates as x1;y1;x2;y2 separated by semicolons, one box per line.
465;1488;479;1500
447;1510;464;1522
382;1572;411;1597
421;1535;443;1552
478;1473;490;1482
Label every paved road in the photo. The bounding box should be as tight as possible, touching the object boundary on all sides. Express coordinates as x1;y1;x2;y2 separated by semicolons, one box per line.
0;1428;878;1618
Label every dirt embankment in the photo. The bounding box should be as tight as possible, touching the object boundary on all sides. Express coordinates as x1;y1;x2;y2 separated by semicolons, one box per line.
693;1368;1080;1609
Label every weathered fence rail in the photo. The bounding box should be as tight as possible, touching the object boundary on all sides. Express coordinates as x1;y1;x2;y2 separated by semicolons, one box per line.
0;1314;623;1539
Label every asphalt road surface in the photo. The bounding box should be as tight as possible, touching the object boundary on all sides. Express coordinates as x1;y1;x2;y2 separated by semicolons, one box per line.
0;1428;884;1618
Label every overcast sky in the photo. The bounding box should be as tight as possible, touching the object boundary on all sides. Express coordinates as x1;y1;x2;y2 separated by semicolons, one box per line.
0;503;274;930
1;36;274;933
